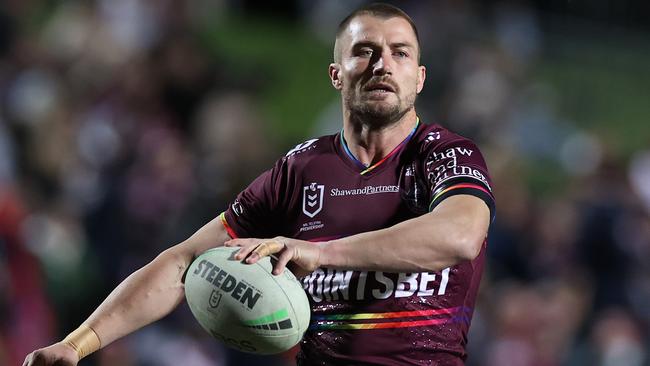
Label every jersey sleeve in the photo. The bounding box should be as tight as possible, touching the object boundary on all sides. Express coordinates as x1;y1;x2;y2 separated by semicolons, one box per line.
424;137;496;221
222;158;288;238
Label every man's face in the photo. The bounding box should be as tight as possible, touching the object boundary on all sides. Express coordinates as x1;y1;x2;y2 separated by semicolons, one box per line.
330;15;426;127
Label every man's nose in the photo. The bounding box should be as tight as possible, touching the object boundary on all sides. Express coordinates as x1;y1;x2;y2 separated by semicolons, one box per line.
372;51;392;75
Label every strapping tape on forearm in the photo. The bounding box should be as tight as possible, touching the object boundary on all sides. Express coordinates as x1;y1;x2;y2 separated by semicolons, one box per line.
62;324;101;359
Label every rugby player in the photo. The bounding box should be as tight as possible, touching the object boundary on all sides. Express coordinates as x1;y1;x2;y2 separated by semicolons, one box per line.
25;3;494;365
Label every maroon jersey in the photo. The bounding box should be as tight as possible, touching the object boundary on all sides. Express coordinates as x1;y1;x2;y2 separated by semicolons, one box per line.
222;121;495;365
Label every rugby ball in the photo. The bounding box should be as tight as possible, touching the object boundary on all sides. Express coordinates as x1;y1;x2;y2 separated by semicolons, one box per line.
184;246;311;354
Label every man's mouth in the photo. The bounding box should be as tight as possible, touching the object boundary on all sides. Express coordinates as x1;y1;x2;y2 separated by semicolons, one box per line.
364;83;396;93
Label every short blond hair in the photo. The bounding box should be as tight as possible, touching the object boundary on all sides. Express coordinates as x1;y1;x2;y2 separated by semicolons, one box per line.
333;3;421;63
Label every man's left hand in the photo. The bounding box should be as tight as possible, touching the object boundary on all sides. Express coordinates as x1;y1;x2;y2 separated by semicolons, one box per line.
224;237;321;277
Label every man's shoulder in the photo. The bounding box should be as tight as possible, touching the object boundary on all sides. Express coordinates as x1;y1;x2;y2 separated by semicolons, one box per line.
274;133;338;173
414;122;478;152
283;134;336;159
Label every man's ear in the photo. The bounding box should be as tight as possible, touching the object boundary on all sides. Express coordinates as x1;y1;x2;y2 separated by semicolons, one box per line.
416;65;426;94
329;63;343;90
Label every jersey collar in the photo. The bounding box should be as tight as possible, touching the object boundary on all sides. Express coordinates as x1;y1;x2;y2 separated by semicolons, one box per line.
340;117;420;175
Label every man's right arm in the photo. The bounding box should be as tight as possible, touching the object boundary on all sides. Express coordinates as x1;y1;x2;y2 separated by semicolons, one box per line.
24;216;231;366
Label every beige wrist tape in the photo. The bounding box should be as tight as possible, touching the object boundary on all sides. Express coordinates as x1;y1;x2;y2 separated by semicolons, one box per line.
61;324;101;359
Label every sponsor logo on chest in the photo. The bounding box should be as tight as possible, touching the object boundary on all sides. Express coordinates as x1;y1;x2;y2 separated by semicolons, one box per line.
330;185;399;197
299;183;401;232
302;268;452;302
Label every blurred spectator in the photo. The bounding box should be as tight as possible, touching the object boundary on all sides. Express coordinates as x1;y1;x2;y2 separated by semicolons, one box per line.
0;186;56;365
568;308;648;366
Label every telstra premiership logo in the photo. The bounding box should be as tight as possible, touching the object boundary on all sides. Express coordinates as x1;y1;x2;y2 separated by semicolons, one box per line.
302;183;324;218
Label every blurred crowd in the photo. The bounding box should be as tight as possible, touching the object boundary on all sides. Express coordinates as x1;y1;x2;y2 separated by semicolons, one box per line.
1;1;649;366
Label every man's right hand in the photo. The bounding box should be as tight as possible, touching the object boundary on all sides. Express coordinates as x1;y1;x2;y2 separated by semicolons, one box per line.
23;343;80;366
23;216;232;366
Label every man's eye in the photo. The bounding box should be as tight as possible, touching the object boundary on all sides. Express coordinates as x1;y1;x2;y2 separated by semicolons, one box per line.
394;51;408;58
359;49;373;57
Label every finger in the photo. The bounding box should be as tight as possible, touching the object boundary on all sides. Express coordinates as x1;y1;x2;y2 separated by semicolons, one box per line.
33;352;44;366
247;239;284;263
225;238;260;247
273;247;294;275
29;352;41;366
232;240;260;260
253;239;284;257
223;239;243;247
30;353;43;366
223;238;256;260
54;359;75;366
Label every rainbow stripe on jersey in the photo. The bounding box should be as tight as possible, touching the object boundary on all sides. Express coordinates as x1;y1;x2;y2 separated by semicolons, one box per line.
341;118;420;175
310;306;471;330
428;182;491;211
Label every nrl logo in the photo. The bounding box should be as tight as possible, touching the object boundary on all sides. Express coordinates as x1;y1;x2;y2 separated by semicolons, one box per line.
209;290;222;309
231;200;244;216
302;183;324;218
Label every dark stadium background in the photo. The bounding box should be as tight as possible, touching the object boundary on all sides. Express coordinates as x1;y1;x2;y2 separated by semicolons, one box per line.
1;1;649;365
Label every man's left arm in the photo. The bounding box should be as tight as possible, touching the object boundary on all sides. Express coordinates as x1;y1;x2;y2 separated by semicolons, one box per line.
227;194;490;275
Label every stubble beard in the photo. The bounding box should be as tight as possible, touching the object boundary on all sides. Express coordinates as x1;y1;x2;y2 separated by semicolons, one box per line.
344;88;416;130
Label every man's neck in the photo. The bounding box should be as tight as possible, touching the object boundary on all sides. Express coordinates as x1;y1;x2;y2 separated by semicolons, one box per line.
342;109;418;167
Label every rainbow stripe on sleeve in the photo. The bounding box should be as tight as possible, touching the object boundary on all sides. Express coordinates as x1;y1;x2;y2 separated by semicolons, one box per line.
428;183;490;211
219;212;239;239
